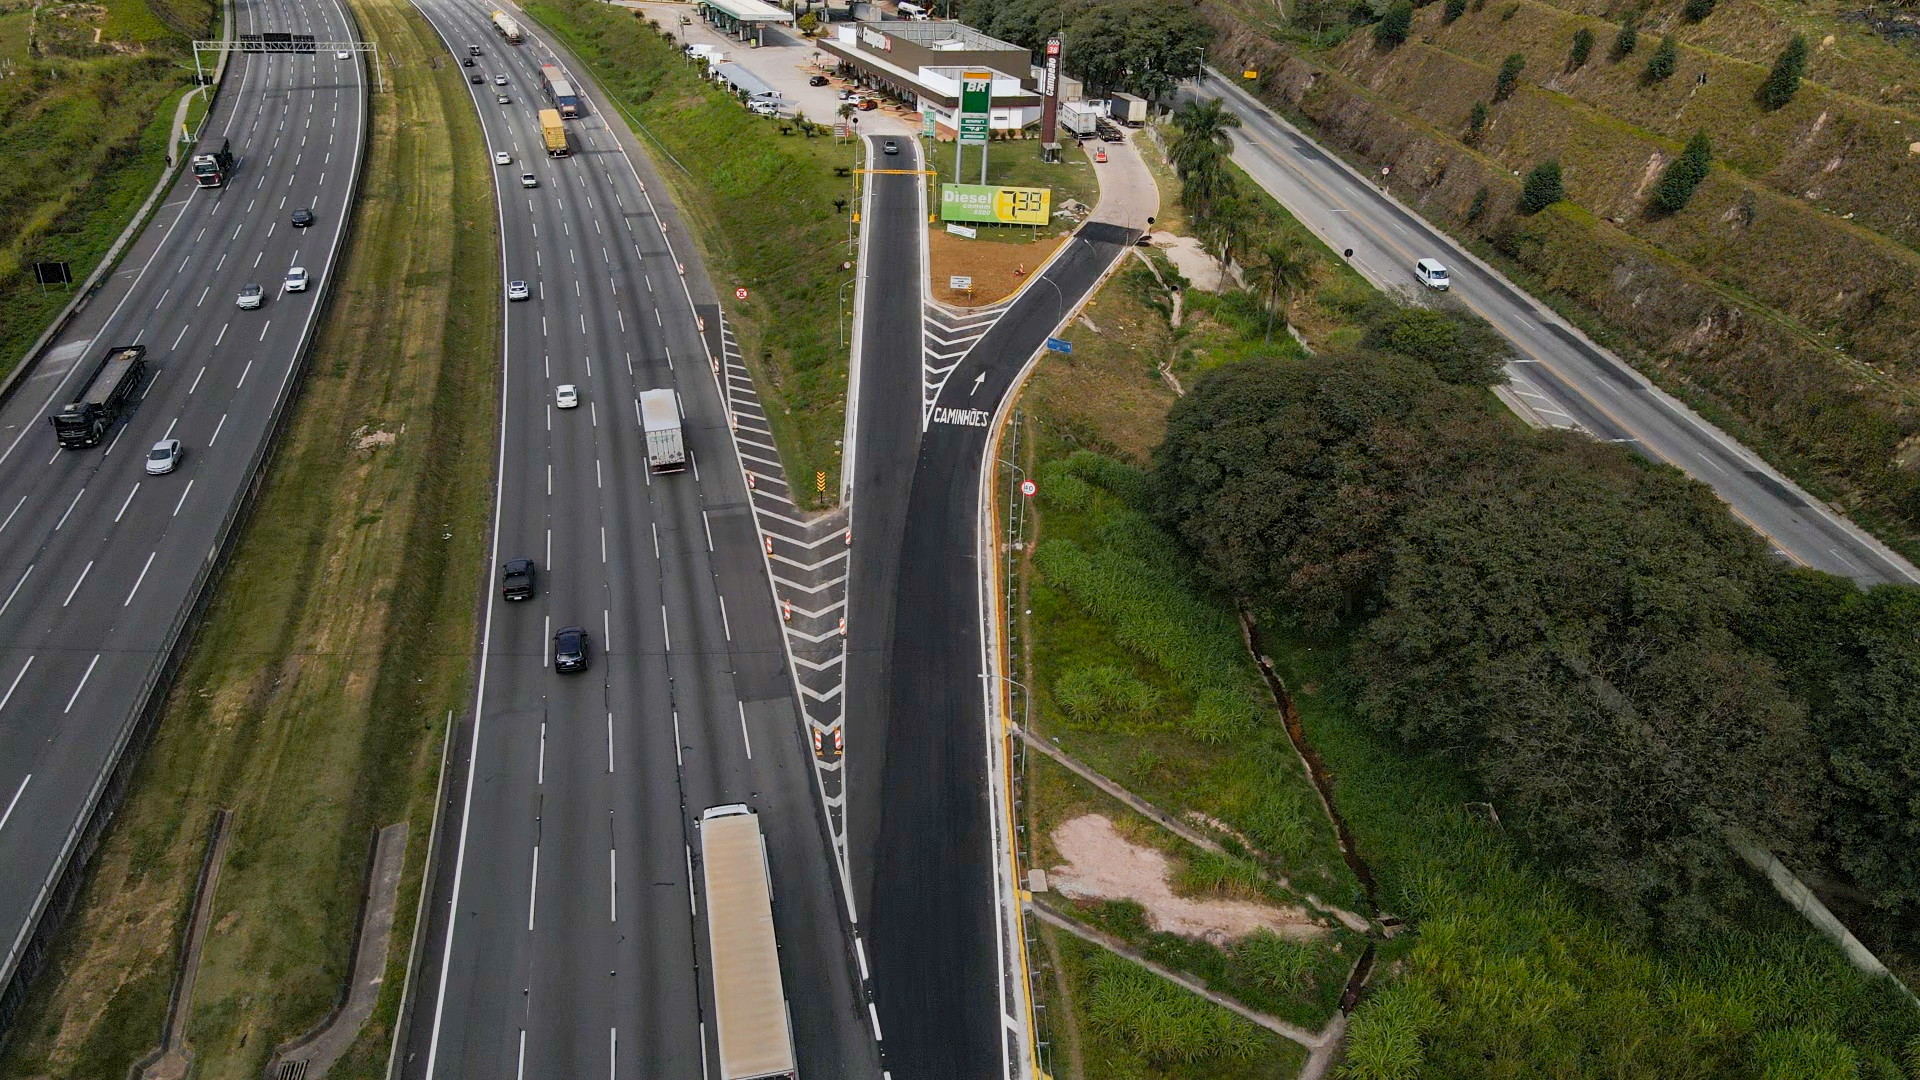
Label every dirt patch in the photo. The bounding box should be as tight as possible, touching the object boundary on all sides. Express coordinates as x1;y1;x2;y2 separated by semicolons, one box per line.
1048;814;1326;944
927;226;1069;307
1150;231;1227;292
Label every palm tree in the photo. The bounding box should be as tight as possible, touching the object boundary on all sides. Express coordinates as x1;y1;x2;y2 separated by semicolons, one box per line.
1169;98;1242;179
1202;194;1248;275
1245;238;1316;342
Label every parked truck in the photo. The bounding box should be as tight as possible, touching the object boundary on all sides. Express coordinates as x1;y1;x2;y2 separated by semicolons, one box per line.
639;389;685;473
1059;100;1102;138
50;344;147;449
1107;91;1147;126
700;805;798;1080
539;108;569;156
490;9;521;42
190;136;236;187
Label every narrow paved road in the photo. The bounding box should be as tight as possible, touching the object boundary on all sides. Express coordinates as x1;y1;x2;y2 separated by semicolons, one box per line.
0;0;366;1015
1193;72;1919;588
398;3;875;1077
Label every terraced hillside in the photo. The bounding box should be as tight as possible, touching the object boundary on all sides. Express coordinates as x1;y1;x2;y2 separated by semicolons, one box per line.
1208;0;1920;557
0;0;215;370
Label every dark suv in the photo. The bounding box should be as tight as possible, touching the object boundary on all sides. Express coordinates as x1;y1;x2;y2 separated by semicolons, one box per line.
291;207;314;228
553;625;590;672
501;557;536;600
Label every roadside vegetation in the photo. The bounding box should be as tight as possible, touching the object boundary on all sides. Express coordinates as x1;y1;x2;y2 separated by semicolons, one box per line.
0;0;213;373
1003;103;1920;1077
522;0;857;509
1203;0;1920;562
0;0;496;1072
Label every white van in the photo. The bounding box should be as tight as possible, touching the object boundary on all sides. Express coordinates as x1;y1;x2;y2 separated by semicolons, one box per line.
1414;258;1451;290
896;1;930;17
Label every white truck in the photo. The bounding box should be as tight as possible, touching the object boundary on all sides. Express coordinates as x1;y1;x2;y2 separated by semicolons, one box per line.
700;805;798;1080
1108;91;1147;126
491;9;521;42
1060;100;1103;138
640;389;685;473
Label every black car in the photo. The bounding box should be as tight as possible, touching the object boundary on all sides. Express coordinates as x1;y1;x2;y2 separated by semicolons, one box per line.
501;557;536;600
553;625;590;672
808;74;828;86
462;56;475;66
291;207;314;228
469;73;483;83
883;139;899;155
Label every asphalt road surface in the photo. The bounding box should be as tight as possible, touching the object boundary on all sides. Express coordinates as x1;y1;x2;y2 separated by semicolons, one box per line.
0;0;366;1010
1193;73;1919;588
848;216;1137;1078
398;4;874;1078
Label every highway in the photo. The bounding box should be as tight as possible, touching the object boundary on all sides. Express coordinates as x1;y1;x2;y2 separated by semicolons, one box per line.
398;3;875;1077
1193;72;1920;589
0;0;366;1017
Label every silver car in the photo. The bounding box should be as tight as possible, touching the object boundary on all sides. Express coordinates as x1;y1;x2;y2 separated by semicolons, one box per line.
237;283;264;309
145;439;183;475
508;280;530;301
284;266;309;292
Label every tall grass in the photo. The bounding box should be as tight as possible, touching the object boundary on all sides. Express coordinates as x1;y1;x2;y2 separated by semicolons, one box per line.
1084;949;1269;1066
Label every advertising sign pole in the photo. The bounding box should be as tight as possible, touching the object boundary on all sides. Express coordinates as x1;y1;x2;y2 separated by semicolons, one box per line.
1039;38;1060;148
958;69;992;185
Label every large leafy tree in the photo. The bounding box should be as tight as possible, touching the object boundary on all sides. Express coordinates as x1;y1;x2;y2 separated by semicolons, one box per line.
1358;299;1512;385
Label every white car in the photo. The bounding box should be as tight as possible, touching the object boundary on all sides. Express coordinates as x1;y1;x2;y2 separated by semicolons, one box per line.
145;439;183;476
237;283;264;309
497;94;511;105
1414;258;1451;291
495;74;509;86
335;50;349;60
748;99;780;117
508;280;530;301
555;384;578;409
284;266;309;292
520;173;538;188
494;150;512;166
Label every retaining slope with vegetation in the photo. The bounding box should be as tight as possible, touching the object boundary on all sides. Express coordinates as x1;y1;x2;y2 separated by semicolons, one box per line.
0;0;214;371
1205;0;1920;562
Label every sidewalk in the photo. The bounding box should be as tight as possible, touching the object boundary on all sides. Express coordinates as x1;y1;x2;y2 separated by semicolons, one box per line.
627;1;916;135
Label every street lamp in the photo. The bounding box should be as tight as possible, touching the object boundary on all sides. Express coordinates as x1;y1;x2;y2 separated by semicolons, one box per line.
837;276;856;350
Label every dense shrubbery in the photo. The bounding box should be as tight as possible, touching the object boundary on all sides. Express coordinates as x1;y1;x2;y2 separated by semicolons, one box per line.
1649;129;1712;214
955;0;1211;100
1151;354;1920;945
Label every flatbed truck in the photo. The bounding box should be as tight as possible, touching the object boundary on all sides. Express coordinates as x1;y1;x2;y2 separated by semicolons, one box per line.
51;344;147;449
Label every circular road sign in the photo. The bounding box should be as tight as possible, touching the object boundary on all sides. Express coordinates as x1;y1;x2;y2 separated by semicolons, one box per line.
735;287;749;300
1020;480;1037;497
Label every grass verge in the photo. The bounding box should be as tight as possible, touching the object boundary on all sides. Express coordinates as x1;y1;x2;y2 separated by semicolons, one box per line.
0;0;497;1073
522;0;859;509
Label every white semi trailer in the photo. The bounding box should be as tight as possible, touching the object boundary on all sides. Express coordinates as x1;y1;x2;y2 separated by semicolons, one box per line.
700;805;798;1080
640;388;685;473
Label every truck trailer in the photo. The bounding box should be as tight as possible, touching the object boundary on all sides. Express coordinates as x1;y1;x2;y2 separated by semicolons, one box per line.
490;9;521;42
539;63;581;118
51;344;147;449
700;805;798;1080
640;389;685;473
538;108;569;156
190;137;236;187
1107;91;1147;126
1059;100;1103;138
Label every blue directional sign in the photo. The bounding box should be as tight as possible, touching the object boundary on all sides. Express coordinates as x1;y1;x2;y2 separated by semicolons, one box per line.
1044;337;1072;354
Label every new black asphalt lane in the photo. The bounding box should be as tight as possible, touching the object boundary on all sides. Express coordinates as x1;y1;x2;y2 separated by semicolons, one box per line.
853;221;1136;1078
400;4;874;1078
0;0;365;1010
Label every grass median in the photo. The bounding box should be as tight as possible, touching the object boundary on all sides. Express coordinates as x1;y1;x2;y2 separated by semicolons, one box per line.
0;0;498;1074
522;0;855;510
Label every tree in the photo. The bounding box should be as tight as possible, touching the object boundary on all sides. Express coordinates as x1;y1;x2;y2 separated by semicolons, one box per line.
1442;0;1467;23
1648;129;1711;214
1245;238;1315;343
1492;52;1525;100
1359;299;1512;385
1465;100;1488;142
1757;33;1807;110
1201;193;1250;272
1519;160;1563;213
1170;98;1242;221
1375;0;1414;46
1682;0;1715;21
1060;0;1213;100
1610;10;1638;60
796;10;818;33
1569;27;1594;67
1641;34;1677;84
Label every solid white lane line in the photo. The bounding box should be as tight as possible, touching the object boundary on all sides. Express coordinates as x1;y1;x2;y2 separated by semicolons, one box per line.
606;712;614;774
209;413;227;445
172;324;191;351
0;657;30;714
603;609;610;653
651;523;659;559
546;530;551;571
600;527;606;563
0;496;25;534
162;418;177;442
124;551;156;606
55;488;84;530
719;596;730;641
154;289;169;310
0;568;29;619
738;701;752;760
197;286;209;307
672;710;682;767
172;479;194;517
660;606;669;652
702;510;713;552
527;845;539;930
685;846;697;916
257;320;271;343
609;848;617;920
609;1029;616;1080
104;425;127;458
63;653;99;713
538;722;546;785
115;483;140;522
238;359;254;386
596;460;602;489
516;1031;526;1080
590;400;597;427
543;614;550;667
633;398;641;428
214;322;228;346
188;366;206;394
547;464;552;497
0;773;30;835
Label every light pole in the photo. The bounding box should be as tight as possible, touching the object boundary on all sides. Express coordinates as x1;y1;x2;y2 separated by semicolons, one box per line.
837;276;856;350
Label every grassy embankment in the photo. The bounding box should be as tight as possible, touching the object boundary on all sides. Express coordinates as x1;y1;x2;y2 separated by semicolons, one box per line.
0;0;213;373
1006;133;1919;1076
522;0;859;509
0;0;497;1074
1204;0;1920;563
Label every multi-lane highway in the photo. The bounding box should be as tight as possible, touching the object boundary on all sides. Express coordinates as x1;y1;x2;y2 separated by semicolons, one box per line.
0;0;365;1017
398;4;875;1076
1193;72;1920;589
